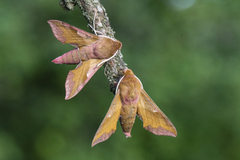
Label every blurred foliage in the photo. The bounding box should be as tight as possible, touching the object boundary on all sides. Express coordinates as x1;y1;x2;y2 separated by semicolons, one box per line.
0;0;240;160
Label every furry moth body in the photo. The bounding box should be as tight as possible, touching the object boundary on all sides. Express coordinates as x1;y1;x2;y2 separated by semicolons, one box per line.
92;69;177;147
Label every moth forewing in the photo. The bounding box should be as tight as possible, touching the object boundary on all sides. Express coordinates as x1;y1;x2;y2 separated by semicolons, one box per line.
65;59;104;100
48;20;99;46
92;90;122;147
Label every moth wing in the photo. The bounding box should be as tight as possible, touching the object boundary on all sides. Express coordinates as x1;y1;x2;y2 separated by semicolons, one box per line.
137;89;177;137
48;20;99;48
92;90;122;147
52;48;81;64
65;59;104;100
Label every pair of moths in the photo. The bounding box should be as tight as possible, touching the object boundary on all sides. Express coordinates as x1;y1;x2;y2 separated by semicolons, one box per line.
48;20;177;147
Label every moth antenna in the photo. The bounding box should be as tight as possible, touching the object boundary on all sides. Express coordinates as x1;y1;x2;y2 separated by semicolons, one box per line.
88;9;104;35
88;24;101;35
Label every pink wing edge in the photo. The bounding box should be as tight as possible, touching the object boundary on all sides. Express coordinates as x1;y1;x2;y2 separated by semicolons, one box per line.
48;20;97;44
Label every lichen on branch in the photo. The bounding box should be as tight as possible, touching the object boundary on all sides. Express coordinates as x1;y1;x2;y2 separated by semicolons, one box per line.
59;0;127;93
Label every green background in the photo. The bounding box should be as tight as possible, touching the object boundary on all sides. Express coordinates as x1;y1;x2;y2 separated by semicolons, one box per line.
1;0;240;160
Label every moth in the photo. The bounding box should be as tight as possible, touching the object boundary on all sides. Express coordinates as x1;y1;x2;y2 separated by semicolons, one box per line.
48;20;122;99
92;69;177;147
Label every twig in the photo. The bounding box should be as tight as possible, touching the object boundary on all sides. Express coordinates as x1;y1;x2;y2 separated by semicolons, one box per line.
59;0;127;93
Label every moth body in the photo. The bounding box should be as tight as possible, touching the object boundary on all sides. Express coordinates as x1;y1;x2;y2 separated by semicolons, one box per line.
119;69;141;137
120;104;137;137
92;37;122;59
